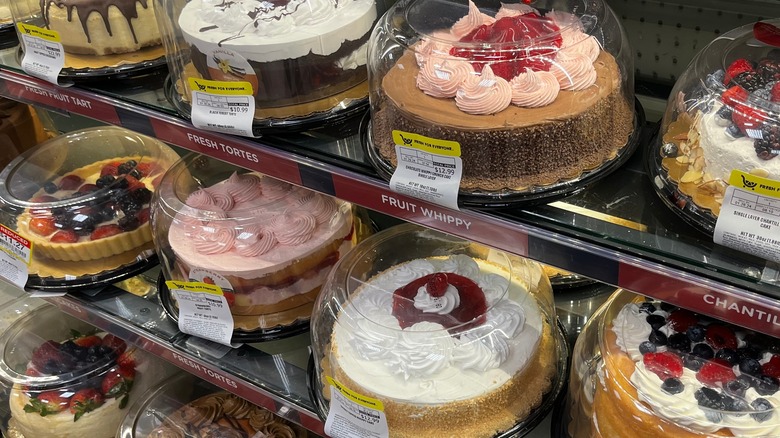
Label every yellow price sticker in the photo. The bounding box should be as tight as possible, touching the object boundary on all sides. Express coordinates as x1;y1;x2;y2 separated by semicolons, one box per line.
188;78;253;96
165;280;223;296
17;23;60;42
326;377;385;411
392;130;461;157
728;170;780;197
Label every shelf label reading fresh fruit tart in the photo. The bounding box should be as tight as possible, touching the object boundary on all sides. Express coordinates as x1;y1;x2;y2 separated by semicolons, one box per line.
713;170;780;262
0;225;30;290
325;376;389;438
188;77;255;137
166;280;236;347
17;23;65;86
389;130;463;210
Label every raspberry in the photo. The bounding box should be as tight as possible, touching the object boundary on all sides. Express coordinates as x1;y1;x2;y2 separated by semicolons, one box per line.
724;58;754;85
643;351;683;380
667;309;698;332
771;82;780;102
731;104;766;133
696;358;737;386
762;355;780;379
721;86;748;106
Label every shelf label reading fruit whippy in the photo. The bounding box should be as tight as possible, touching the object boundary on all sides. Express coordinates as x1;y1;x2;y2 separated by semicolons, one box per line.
0;225;30;290
713;170;780;263
389;130;463;210
324;377;389;438
167;280;236;347
189;77;255;138
17;23;66;86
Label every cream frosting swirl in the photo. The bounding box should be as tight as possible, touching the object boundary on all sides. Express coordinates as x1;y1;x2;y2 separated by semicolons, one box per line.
185;189;217;210
455;65;512;115
612;303;653;361
260;177;294;201
560;29;601;63
414;284;460;314
225;172;263;204
416;58;474;98
451;0;495;39
297;193;338;224
414;37;456;68
271;211;316;245
384;321;455;379
235;224;278;257
208;188;236;211
550;52;597;90
192;222;238;255
495;2;536;19
510;69;560;107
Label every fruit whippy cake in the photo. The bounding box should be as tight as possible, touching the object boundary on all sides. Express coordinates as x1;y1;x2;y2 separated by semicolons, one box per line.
593;295;780;437
0;127;178;281
368;0;634;195
313;225;563;438
653;21;780;228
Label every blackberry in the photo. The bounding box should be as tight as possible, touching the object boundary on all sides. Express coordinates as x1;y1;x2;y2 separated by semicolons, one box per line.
118;215;140;232
649;330;668;346
131;187;152;205
754;123;780;160
638;302;656;314
733;71;766;92
686;325;706;342
646;314;666;330
716;348;739;365
692;343;715;360
639;341;657;355
661;377;684;394
758;58;780;82
750;398;774;422
668;333;691;352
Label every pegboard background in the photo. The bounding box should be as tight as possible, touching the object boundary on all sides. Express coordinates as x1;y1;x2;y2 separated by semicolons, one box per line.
608;0;780;93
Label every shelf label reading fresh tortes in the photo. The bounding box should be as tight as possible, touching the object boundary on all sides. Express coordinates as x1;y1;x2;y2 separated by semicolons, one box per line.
324;377;389;438
389;130;463;211
167;280;235;347
188;78;255;137
0;225;30;291
713;170;780;262
17;23;65;86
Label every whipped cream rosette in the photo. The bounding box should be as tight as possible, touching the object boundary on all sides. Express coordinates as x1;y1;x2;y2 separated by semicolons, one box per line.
311;224;567;438
153;154;355;340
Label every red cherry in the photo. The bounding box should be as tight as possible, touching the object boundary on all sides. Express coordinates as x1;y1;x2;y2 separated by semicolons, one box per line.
426;273;449;297
392;272;487;331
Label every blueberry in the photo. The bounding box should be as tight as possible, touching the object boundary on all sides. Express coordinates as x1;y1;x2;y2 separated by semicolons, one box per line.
638;302;656;314
726;124;745;138
646;314;666;330
661;377;684;394
725;379;749;398
639;341;657;355
668;333;691;352
692;343;715;360
126;159;138;167
117;163;133;175
739;358;762;376
98;207;116;223
116;178;129;189
716;348;739;365
696;387;724;408
120;200;142;216
723;395;748;416
687;325;706;342
660;143;678;157
118;215;140;232
756;375;780;396
737;346;762;361
683;354;705;371
716;104;733;121
750;398;774;422
96;174;115;188
660;302;675;312
43;181;58;194
129;169;142;180
649;330;668;346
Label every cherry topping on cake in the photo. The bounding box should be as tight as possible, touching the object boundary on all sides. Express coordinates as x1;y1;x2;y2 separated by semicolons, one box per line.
643;351;683;380
696;358;736;386
449;13;562;81
391;272;487;331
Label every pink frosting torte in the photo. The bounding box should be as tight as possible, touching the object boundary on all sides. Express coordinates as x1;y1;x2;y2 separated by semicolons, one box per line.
167;172;354;332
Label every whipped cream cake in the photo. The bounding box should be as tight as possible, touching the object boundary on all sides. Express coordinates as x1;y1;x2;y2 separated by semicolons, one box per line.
328;254;557;438
371;0;634;192
164;171;353;332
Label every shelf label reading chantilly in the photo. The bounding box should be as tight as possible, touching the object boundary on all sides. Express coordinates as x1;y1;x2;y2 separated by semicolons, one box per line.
389;130;462;210
325;377;388;438
167;280;236;347
17;23;65;86
189;77;254;137
714;170;780;262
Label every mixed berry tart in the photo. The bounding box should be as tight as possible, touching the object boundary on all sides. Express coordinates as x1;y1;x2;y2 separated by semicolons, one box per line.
651;20;780;230
311;224;566;438
0;127;179;280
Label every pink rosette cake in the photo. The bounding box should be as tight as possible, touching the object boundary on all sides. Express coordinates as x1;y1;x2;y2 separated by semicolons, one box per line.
163;172;354;332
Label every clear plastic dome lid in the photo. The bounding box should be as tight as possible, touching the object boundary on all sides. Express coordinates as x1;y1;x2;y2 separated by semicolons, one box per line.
118;372;309;437
157;0;383;129
568;289;780;437
652;20;780;230
365;0;636;204
311;223;566;437
0;126;179;283
153;154;355;337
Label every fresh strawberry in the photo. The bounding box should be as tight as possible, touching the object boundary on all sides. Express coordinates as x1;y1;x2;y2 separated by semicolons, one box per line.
100;162;121;177
116;350;136;370
73;335;102;348
101;334;127;356
137;208;151;225
426;273;449;297
29;217;57;236
706;324;738;350
771;82;780;103
667;309;698;332
76;183;98;194
724;58;754;85
696;358;736;386
643;351;683;380
763;355;780;379
721;86;748;107
123;175;146;191
101;366;135;408
50;230;79;243
90;225;122;241
23;391;68;416
30;340;62;370
29;195;57;203
135;162;159;178
69;388;104;421
731;104;766;133
24;366;42;377
223;291;235;307
58;175;84;191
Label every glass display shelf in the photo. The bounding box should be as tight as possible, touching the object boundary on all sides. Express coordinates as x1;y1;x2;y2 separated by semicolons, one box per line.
0;57;779;339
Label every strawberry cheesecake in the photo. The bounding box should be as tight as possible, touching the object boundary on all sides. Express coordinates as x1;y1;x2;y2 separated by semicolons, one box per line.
369;0;634;193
